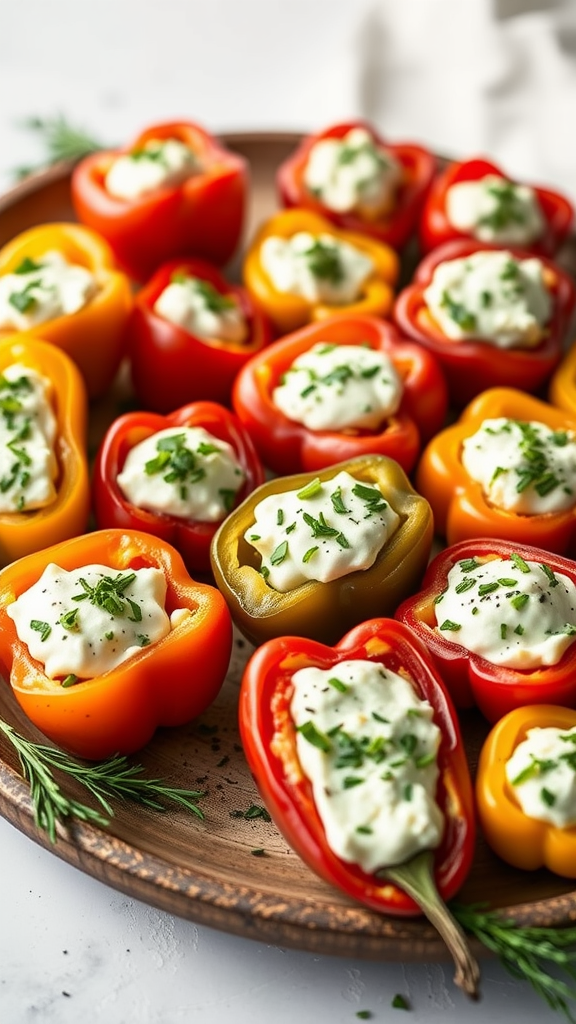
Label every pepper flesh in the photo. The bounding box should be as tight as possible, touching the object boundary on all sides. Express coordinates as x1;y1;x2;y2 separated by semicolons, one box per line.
0;334;90;565
276;121;437;251
0;529;232;760
239;617;475;915
71;120;247;282
396;538;576;721
231;313;448;475
243;208;399;337
210;454;433;647
0;222;132;399
476;704;576;876
393;239;575;406
416;386;576;556
127;257;273;412
419;156;574;257
93;401;266;573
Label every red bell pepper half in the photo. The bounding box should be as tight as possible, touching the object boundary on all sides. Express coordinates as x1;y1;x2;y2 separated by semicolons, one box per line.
239;617;479;995
71;120;247;281
393;239;576;406
419;156;574;258
231;313;448;475
127;258;273;412
92;402;265;573
276;120;436;251
396;538;576;722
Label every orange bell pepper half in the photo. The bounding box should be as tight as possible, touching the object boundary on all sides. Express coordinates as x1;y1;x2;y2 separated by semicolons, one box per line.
0;223;132;399
0;334;90;565
416;386;576;555
0;529;232;760
477;704;576;877
243;208;399;336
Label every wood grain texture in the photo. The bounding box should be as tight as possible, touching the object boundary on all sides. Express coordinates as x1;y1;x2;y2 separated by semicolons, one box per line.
0;134;575;961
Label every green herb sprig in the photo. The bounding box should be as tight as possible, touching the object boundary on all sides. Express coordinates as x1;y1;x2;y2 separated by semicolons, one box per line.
0;719;205;844
14;115;105;180
453;903;576;1021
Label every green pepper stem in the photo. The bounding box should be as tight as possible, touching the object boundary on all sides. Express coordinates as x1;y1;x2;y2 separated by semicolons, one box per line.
380;850;480;999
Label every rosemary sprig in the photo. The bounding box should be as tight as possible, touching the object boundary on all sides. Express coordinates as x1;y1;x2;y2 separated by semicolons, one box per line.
453;902;576;1021
0;719;205;844
14;115;104;180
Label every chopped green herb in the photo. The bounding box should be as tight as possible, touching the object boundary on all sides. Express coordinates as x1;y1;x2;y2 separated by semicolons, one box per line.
343;776;364;789
61;674;78;689
455;577;476;594
511;552;531;574
330;487;348;514
59;608;80;632
500;623;507;640
478;582;499;596
302;546;319;563
540;563;559;588
297;721;332;753
296;477;322;500
328;676;348;693
391;993;410;1010
439;620;461;631
511;593;529;611
459;558;481;572
276;508;284;526
541;787;556;807
30;619;51;642
270;541;289;566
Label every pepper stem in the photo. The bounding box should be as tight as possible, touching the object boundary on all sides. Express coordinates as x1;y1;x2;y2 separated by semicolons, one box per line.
380;851;480;999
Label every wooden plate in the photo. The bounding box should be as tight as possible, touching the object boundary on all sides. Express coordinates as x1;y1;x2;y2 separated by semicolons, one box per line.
1;134;576;964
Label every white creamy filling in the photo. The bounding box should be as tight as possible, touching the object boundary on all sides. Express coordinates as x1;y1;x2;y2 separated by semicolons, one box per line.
116;426;245;523
290;659;444;871
260;231;374;306
0;251;98;331
105;137;200;200
245;469;399;592
6;563;189;680
461;418;576;515
0;362;58;512
445;175;545;247
271;342;403;431
506;726;576;828
153;274;248;344
303;127;403;217
435;554;576;669
423;250;551;348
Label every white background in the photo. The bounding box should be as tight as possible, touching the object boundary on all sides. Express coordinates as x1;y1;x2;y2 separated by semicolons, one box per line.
1;1;576;1021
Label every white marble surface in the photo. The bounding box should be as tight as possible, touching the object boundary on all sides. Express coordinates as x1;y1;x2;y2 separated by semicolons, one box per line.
1;2;576;1021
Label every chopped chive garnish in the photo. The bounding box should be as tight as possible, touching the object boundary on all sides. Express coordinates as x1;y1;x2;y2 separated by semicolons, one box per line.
458;558;481;572
511;593;529;611
343;776;363;789
540;563;559;588
511;552;530;573
439;620;461;631
297;721;331;752
514;624;524;635
276;508;284;526
270;541;288;566
541;787;556;807
415;752;436;769
328;676;348;693
61;674;78;688
59;608;79;631
497;578;518;587
296;477;322;500
330;487;348;514
30;619;51;642
478;582;499;596
500;623;507;639
455;578;476;594
302;546;319;563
